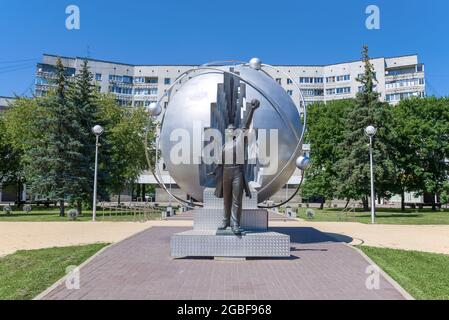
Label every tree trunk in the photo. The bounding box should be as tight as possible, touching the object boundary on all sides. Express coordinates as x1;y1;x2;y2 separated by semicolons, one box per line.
401;190;405;212
59;199;65;217
142;184;146;201
436;193;441;210
344;199;350;209
117;192;121;205
362;197;369;211
320;199;324;210
431;193;436;211
16;181;22;209
76;199;82;215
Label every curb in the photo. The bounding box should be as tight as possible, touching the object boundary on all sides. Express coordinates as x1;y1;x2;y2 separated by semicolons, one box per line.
33;225;153;300
348;244;415;300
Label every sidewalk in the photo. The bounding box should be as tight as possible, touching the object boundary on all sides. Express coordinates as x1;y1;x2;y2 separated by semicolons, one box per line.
1;219;449;257
271;220;449;255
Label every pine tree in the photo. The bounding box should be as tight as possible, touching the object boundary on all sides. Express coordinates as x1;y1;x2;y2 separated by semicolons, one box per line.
66;60;98;213
335;46;396;210
25;58;84;216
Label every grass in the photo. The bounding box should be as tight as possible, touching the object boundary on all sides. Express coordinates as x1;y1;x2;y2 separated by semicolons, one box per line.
359;246;449;300
0;206;164;222
0;243;108;300
298;207;449;225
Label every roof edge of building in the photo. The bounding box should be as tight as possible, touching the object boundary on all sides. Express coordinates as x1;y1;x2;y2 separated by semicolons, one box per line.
42;53;420;68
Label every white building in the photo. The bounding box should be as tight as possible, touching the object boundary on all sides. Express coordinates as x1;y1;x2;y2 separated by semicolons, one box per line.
0;96;14;113
35;54;426;203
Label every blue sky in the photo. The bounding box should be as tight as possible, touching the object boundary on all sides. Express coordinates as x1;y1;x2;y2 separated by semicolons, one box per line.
0;0;448;97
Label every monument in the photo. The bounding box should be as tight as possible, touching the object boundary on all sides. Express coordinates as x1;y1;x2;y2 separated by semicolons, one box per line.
146;58;309;258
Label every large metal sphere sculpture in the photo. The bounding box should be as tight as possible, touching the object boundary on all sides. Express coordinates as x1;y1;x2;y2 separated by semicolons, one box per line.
156;59;305;203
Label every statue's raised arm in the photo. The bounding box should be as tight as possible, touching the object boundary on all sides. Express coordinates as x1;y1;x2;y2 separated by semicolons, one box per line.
242;99;260;129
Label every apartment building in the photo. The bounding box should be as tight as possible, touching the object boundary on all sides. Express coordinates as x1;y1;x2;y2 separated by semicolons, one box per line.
34;54;425;203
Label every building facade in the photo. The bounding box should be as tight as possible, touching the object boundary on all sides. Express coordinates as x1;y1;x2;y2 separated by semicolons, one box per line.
0;96;14;113
34;54;426;203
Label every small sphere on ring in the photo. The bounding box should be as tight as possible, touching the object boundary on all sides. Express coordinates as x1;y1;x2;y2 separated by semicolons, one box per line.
296;156;311;170
147;102;162;117
249;57;262;70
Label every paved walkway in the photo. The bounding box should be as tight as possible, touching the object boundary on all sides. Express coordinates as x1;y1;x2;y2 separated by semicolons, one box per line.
3;215;449;257
271;220;449;255
40;226;407;300
0;222;151;256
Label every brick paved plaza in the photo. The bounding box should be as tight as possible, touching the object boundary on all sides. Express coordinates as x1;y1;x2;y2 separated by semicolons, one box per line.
39;225;407;300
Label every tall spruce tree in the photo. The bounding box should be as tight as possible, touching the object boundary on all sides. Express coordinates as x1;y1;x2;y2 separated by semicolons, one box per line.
67;60;98;213
25;58;84;216
335;46;396;210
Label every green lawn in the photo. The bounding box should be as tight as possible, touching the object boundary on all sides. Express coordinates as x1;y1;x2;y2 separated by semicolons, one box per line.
298;207;449;225
0;206;164;222
359;246;449;300
0;243;108;300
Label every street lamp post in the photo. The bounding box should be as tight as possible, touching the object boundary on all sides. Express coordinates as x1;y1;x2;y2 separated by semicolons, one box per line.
92;125;104;222
365;125;377;224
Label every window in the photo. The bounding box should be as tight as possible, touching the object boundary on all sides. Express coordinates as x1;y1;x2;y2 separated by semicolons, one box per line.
358;85;377;92
287;90;293;96
385;78;423;89
122;87;132;95
122;76;133;84
134;77;145;83
326;87;350;95
134;88;158;95
336;87;351;94
134;88;147;95
109;86;132;95
387;67;416;76
109;75;123;82
276;78;282;85
336;74;350;82
95;73;102;81
164;78;171;85
109;86;121;94
300;77;318;84
386;91;422;102
117;99;132;107
146;77;158;84
35;77;48;85
302;89;324;97
287;78;293;84
326;76;335;83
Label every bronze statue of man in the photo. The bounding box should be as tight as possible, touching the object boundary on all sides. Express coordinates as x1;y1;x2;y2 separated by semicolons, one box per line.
209;99;260;234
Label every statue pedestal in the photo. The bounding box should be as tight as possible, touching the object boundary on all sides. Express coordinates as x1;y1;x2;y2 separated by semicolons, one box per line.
170;189;290;258
171;230;290;258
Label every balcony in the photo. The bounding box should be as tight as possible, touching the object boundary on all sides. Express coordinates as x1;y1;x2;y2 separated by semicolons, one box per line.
385;71;425;81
